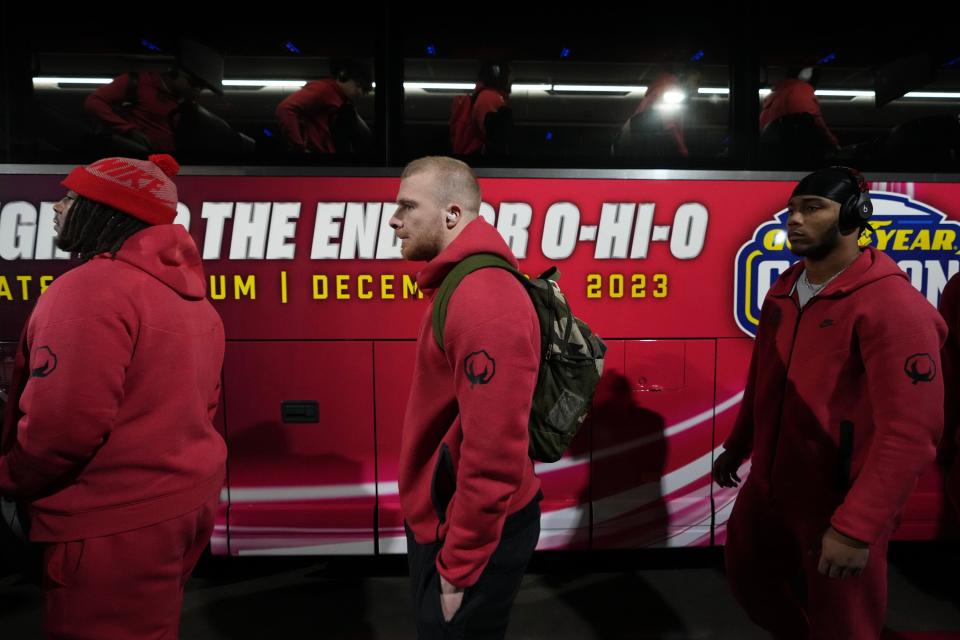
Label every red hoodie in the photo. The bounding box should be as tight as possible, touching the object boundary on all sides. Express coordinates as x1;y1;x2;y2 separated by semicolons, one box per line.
84;72;180;152
939;272;960;456
725;248;946;544
399;218;541;588
759;78;839;147
938;272;960;506
275;78;347;153
631;72;688;157
0;224;226;542
450;84;508;156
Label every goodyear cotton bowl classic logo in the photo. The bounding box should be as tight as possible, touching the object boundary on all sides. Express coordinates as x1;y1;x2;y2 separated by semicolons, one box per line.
734;192;960;338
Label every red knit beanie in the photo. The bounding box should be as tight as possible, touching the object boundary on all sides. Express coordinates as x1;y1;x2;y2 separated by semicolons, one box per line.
61;154;181;225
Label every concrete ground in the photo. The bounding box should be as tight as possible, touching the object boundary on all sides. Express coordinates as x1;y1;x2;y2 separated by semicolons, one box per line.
2;543;959;639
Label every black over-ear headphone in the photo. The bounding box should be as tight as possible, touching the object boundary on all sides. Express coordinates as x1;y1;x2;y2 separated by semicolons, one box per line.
834;166;873;234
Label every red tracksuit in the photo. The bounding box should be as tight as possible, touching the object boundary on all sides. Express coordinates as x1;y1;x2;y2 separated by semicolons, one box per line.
450;84;509;156
631;72;688;157
275;78;347;153
0;224;226;639
399;217;541;589
84;72;181;152
759;78;839;148
938;271;960;512
724;247;945;639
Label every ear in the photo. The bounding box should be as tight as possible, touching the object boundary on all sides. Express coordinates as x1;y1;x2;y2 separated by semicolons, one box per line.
445;205;462;228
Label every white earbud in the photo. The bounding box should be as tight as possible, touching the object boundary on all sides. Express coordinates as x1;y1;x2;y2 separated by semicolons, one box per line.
447;213;457;222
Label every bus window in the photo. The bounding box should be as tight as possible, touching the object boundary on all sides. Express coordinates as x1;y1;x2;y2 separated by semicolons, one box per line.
18;25;378;167
402;29;731;168
759;43;960;172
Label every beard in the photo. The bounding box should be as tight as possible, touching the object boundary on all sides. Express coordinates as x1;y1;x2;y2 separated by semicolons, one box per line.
400;227;443;261
55;233;73;252
791;222;842;261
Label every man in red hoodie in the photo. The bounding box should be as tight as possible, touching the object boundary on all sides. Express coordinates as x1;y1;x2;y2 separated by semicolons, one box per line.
84;38;225;153
713;166;946;639
391;156;541;639
938;272;960;512
450;60;513;157
275;58;373;155
759;67;840;150
612;67;702;159
0;154;226;639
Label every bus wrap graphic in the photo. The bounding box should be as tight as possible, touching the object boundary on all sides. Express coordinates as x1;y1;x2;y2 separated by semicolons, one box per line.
734;192;960;338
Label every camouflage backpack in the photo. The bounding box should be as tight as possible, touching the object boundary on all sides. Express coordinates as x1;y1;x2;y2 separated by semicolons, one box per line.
432;254;607;462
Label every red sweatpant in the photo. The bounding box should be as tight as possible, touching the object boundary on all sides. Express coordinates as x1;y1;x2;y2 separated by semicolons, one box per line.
41;498;216;640
947;461;960;516
724;479;890;640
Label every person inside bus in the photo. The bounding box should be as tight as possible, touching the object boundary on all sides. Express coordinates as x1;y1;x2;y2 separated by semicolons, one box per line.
84;37;225;154
449;59;513;157
758;66;840;166
612;66;701;159
391;156;541;639
713;166;946;640
937;271;960;515
274;58;374;156
0;154;226;638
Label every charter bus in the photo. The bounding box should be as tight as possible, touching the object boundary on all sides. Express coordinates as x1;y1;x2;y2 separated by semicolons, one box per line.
2;15;959;556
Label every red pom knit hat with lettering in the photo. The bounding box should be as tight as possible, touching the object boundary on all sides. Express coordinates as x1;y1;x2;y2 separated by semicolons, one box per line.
61;154;181;225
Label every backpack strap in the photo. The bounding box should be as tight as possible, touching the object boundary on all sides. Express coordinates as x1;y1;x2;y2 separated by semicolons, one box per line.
432;253;526;351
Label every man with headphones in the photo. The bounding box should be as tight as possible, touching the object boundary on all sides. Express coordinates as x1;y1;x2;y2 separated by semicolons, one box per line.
937;268;960;515
713;166;946;639
275;58;373;156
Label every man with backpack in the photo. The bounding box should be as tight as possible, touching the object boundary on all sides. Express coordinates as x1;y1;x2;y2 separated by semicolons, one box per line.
84;38;225;153
391;156;542;639
275;58;373;156
450;60;513;157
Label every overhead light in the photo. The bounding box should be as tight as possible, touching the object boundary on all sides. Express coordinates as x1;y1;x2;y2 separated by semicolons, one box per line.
31;77;960;101
814;89;874;97
223;80;306;88
903;91;960;99
403;82;475;91
33;77;113;85
662;90;687;104
552;84;646;93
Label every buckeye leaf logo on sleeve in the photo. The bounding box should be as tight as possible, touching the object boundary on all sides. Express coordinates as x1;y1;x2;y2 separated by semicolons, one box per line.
464;350;496;388
31;346;58;378
904;353;936;385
